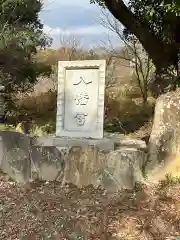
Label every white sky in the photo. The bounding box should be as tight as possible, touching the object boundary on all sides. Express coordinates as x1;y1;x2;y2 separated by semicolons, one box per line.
40;0;121;48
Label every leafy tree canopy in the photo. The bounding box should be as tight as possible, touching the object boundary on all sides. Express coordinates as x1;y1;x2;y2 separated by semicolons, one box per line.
91;0;180;65
129;0;180;43
0;0;52;95
91;0;180;95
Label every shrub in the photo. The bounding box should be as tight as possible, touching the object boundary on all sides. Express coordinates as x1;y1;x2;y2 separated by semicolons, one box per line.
104;86;155;134
4;83;155;136
6;90;57;135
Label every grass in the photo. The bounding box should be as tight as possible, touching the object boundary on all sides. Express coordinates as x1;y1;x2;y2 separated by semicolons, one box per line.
158;173;180;189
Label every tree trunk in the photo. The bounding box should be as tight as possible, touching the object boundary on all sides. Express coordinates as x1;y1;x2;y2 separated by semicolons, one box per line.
104;0;179;96
104;0;175;71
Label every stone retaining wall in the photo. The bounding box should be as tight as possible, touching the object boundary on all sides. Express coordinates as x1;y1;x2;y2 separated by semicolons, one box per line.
0;131;147;192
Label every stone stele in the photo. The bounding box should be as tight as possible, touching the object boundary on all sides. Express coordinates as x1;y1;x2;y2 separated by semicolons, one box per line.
56;60;106;139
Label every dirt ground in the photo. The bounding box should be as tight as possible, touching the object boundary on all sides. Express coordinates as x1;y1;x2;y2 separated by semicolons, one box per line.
0;174;180;240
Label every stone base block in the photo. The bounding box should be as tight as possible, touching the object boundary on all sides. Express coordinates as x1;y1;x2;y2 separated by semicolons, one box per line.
60;146;146;192
0;131;147;192
32;136;115;151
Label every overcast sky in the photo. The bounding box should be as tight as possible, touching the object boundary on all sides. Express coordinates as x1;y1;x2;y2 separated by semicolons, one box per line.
40;0;119;49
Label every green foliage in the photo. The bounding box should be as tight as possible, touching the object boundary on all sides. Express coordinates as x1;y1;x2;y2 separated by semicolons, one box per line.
0;0;52;99
92;1;179;47
90;0;105;7
129;0;180;44
0;0;42;26
158;173;180;189
133;181;146;192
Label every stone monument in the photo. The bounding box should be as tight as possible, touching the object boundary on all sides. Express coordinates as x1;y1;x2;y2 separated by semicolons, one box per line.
54;60;114;150
0;61;146;191
56;60;105;138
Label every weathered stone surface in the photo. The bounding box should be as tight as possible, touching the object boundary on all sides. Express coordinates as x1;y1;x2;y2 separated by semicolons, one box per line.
0;131;147;191
0;131;31;182
31;146;66;181
104;133;147;150
146;89;180;180
32;136;115;151
116;136;147;151
62;146;146;192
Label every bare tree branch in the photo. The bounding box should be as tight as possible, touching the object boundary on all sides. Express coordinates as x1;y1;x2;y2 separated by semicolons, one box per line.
98;10;154;104
103;0;172;71
59;35;83;61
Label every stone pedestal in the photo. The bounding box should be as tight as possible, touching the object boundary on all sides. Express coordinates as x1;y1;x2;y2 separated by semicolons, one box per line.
0;131;147;192
32;136;115;151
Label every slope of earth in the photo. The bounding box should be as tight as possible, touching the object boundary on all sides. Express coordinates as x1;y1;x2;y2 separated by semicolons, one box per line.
0;173;180;240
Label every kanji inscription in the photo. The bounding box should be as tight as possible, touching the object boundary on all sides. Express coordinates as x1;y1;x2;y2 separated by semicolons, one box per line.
74;113;88;126
73;76;92;86
56;60;106;138
75;91;89;105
